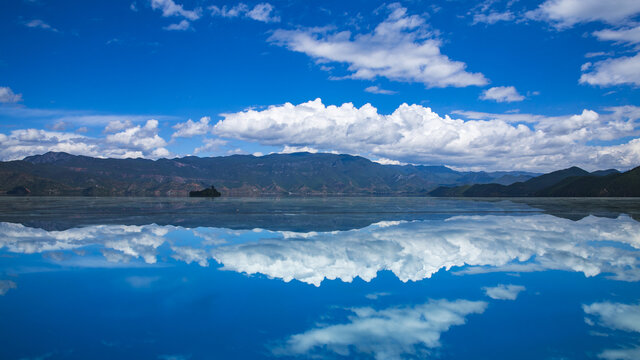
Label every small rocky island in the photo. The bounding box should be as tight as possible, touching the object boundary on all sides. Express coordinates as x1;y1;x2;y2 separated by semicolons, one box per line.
189;186;222;197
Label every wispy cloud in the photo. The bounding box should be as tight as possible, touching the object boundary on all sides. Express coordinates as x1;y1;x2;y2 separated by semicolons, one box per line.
269;4;487;88
364;85;397;95
24;19;59;32
210;2;280;23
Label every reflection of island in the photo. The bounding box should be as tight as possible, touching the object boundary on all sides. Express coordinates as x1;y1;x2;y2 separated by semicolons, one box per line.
189;186;221;198
1;212;639;286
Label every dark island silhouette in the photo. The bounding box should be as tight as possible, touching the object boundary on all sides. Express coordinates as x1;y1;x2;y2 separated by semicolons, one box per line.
189;186;221;198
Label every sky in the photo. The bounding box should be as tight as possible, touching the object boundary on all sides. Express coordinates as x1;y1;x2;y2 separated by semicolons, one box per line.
1;0;639;172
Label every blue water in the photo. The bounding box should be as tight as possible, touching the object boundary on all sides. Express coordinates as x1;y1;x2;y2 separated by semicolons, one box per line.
1;197;639;360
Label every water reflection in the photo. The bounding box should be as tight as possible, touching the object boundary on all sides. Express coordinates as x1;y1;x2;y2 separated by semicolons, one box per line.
1;213;639;285
584;301;640;359
1;198;639;360
275;298;488;360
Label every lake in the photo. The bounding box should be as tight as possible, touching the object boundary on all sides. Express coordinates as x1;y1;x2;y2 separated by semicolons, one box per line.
1;197;639;360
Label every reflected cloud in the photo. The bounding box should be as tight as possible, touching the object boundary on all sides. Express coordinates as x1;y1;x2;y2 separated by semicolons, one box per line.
482;284;525;300
275;299;487;360
1;214;639;286
584;301;640;359
0;279;17;295
212;215;640;286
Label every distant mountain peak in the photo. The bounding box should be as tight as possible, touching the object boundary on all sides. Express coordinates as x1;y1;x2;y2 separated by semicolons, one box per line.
23;152;78;164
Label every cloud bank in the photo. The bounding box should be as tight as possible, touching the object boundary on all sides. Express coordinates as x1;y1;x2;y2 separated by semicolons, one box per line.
213;99;640;171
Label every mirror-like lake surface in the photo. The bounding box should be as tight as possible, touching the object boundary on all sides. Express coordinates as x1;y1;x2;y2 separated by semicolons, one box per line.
1;197;640;360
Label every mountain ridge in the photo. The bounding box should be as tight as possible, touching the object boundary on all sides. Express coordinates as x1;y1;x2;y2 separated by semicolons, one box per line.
1;151;538;196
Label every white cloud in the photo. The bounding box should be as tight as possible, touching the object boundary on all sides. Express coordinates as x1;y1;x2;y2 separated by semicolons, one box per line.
246;3;279;23
210;2;280;23
171;246;209;266
172;117;211;138
373;157;407;166
480;86;525;102
580;53;640;87
0;119;170;160
212;214;640;286
212;98;640;171
584;301;640;359
0;223;170;264
472;11;514;25
164;19;190;31
0;280;17;295
594;25;640;45
277;299;487;359
104;119;134;133
2;212;640;287
194;137;227;154
364;85;397;95
280;145;319;154
584;301;640;333
24;19;58;32
0;86;22;103
526;0;640;28
105;119;169;157
268;4;487;88
483;284;525;300
150;0;200;21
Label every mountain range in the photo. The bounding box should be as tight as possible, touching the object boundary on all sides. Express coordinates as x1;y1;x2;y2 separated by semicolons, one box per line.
1;151;636;197
0;152;537;196
429;166;639;197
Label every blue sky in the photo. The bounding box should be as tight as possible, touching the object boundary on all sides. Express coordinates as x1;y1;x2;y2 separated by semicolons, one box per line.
1;0;639;171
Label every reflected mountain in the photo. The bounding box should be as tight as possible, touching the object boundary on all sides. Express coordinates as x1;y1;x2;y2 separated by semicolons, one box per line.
1;197;640;234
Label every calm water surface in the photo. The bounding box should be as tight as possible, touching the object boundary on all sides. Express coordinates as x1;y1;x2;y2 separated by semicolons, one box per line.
1;197;639;360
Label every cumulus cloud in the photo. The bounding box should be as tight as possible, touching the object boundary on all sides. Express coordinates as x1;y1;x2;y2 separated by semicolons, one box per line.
482;284;526;300
105;119;170;158
172;117;211;138
150;0;200;21
480;86;525;102
210;2;280;23
212;98;640;171
0;119;170;160
580;53;640;87
212;214;640;286
364;85;397;95
24;19;59;32
277;299;487;359
0;86;22;103
526;0;640;28
268;4;487;88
